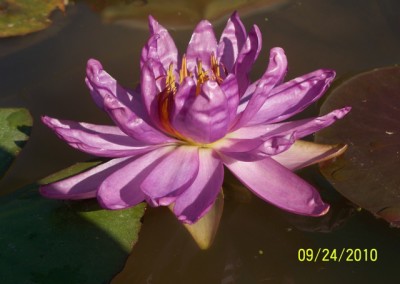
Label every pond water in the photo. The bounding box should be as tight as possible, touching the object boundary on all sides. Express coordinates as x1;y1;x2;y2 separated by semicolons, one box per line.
1;0;400;283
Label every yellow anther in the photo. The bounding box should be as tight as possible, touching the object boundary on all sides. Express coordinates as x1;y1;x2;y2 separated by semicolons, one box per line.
166;63;176;93
195;59;209;96
179;54;188;83
211;53;220;78
210;52;223;84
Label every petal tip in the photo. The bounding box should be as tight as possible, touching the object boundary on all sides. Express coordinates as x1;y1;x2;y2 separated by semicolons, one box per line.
315;203;330;216
39;184;65;200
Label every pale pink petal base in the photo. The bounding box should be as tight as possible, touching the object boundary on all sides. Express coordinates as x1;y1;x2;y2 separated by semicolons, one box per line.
179;191;224;249
272;140;348;171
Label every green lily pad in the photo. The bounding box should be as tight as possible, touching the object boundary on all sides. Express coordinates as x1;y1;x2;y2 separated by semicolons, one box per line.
0;108;32;179
0;161;146;284
82;0;287;29
315;66;400;226
0;0;66;37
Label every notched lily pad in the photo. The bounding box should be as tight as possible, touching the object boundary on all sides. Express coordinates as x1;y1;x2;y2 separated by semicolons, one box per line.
0;108;32;179
315;66;400;226
0;161;146;284
0;0;66;37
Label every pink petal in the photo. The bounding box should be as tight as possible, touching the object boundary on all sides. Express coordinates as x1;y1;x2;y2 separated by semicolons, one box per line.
173;148;224;224
85;59;134;110
102;91;176;144
40;157;131;200
232;47;288;129
140;35;167;83
222;156;330;216
247;69;336;125
170;76;196;121
97;146;174;209
141;146;200;206
234;25;262;96
213;137;266;161
220;74;239;126
186;20;218;72
141;16;178;71
272;141;348;171
229;107;351;141
141;59;165;128
42;116;155;157
172;81;230;143
268;107;351;140
215;133;295;162
217;11;247;72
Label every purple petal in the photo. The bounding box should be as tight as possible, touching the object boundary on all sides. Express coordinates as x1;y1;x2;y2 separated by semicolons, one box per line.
268;107;351;140
232;48;288;129
40;157;131;200
141;60;165;128
42;116;155;157
141;146;200;206
222;156;329;216
214;131;295;162
259;133;295;155
247;69;336;125
272;141;348;171
173;148;224;224
85;59;134;110
140;35;167;83
220;74;239;126
141;16;178;71
186;20;218;72
217;11;247;72
172;81;230;143
101;91;176;144
234;25;262;96
229;107;351;141
97;146;174;209
214;137;266;161
170;76;196;118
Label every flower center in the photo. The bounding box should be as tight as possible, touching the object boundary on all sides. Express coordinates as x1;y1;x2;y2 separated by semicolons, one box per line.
157;53;225;141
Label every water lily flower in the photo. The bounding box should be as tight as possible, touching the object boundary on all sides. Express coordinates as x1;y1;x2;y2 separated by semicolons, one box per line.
40;12;350;224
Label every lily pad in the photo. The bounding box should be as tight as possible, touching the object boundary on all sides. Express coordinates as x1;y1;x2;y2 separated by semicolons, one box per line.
0;0;66;37
0;161;146;284
82;0;288;29
0;108;32;179
315;66;400;226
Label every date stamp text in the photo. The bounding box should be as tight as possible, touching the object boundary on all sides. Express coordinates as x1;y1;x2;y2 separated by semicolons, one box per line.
297;248;378;262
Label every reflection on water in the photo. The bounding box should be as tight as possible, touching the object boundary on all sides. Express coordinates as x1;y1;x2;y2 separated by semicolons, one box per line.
1;0;400;282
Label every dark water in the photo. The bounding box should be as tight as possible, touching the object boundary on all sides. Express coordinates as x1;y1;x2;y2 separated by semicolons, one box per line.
1;0;400;283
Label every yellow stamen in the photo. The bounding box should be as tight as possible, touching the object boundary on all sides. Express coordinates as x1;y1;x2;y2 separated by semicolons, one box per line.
210;52;223;84
166;63;176;93
179;54;188;83
196;59;209;96
211;53;220;78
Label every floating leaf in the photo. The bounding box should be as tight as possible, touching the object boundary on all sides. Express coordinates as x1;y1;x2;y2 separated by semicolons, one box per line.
0;0;66;37
315;66;400;226
0;108;32;179
82;0;288;29
0;161;146;284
